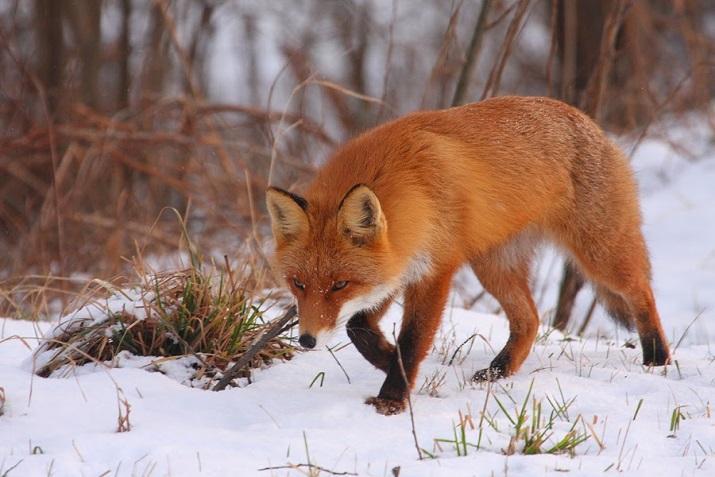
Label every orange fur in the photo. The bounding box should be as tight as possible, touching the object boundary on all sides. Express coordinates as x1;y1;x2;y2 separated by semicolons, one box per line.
267;96;671;415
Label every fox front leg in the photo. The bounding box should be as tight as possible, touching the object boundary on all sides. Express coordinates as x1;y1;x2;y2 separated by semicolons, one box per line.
346;299;395;372
366;269;454;415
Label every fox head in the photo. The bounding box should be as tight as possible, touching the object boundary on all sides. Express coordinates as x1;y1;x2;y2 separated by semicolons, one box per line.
266;184;399;349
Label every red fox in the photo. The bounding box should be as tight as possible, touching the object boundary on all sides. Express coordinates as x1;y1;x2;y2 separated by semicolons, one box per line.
266;96;670;415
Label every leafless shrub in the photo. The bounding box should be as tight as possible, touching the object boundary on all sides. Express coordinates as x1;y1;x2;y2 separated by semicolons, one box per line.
0;0;712;325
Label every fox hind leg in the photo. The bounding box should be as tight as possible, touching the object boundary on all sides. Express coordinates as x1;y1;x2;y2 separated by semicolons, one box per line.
470;245;539;381
563;230;671;366
588;268;670;366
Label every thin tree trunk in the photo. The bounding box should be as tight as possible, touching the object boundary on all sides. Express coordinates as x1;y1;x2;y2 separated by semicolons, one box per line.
118;0;132;109
451;0;492;107
34;0;64;113
65;0;102;108
243;14;261;106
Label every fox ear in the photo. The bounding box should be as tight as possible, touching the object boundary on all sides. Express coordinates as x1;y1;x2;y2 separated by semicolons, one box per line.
266;187;309;246
338;184;386;246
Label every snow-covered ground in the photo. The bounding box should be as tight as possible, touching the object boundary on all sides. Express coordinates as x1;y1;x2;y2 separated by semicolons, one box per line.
1;128;714;476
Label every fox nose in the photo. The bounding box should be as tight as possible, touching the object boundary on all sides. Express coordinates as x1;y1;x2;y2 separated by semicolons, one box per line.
299;334;316;349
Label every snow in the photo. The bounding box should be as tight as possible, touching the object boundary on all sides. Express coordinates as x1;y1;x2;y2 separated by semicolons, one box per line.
1;128;715;476
2;308;714;476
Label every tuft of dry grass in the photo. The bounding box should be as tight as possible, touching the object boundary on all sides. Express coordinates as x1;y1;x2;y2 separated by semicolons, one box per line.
32;261;297;387
116;388;132;433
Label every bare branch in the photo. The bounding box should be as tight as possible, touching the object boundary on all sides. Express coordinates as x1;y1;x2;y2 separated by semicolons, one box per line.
452;0;492;106
213;306;297;391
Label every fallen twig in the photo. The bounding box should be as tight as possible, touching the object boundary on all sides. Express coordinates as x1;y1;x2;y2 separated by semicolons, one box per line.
448;333;478;366
673;309;705;354
116;387;132;433
213;305;297;391
393;325;423;460
258;463;357;476
326;345;351;384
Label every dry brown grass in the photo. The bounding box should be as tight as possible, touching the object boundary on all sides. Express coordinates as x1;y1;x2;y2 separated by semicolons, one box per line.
0;99;326;278
0;0;713;332
31;253;296;388
25;217;296;388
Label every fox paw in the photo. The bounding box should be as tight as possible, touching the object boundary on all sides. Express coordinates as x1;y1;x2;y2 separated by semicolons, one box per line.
472;366;506;382
365;396;406;415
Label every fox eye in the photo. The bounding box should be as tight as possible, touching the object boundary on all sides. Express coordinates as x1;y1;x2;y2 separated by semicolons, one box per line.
293;277;305;290
331;280;348;291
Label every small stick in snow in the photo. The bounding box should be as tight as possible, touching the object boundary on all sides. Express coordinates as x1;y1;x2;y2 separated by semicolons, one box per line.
116;388;132;433
673;309;705;354
258;463;357;476
326;345;351;384
586;421;606;451
0;459;23;476
213;305;297;391
392;325;423;460
447;332;478;366
72;439;85;463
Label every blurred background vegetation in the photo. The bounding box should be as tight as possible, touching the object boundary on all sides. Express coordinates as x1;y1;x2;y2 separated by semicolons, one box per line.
1;0;714;323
